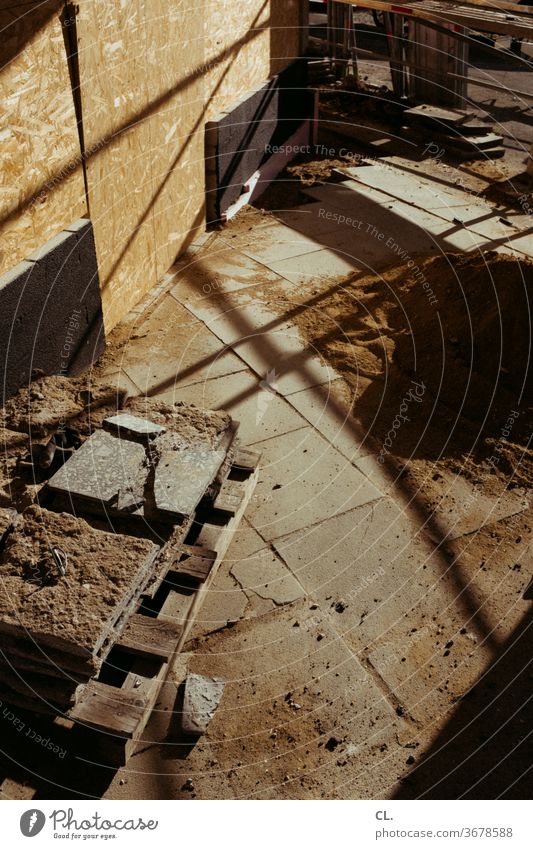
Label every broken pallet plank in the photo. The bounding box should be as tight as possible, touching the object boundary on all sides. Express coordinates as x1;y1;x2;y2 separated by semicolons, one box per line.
116;614;183;661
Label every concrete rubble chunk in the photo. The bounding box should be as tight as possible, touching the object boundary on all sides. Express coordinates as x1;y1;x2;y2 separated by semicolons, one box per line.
182;672;225;735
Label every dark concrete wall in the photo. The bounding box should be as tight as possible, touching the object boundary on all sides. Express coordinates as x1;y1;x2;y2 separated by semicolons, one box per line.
206;59;313;223
0;218;105;405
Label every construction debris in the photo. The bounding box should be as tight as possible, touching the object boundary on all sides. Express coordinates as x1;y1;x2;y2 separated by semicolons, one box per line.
403;105;505;159
0;377;244;720
181;672;225;735
0;505;159;710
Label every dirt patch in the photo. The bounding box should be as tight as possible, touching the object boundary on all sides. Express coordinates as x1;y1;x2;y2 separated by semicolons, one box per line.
0;505;158;658
1;375;128;439
282;251;533;488
125;398;230;448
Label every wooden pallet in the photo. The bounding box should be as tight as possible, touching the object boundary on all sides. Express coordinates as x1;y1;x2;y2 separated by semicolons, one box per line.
64;446;260;767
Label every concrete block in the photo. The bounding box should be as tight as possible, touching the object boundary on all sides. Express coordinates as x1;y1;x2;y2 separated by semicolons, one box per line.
0;219;104;405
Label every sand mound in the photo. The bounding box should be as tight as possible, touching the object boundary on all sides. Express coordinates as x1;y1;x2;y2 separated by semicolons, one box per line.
291;252;533;486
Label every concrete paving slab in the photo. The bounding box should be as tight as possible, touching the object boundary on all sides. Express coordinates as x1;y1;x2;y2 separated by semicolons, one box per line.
266;248;361;283
272;497;444;651
393;462;530;543
220;221;327;264
366;621;492;723
171;285;296;346
170;247;284;303
246;426;382;541
156;370;307;446
47;429;147;506
154;446;226;519
341;165;479;209
232;329;337;396
231;548;305;605
274;202;352;238
180;599;402;799
120;322;247;395
286;378;375;462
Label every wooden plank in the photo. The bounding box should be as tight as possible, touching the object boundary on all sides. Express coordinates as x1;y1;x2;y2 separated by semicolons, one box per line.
213;479;245;516
176;545;217;582
234;447;263;472
116;614;183;661
335;0;533;38
175;463;260;653
70;680;147;737
0;0;87;274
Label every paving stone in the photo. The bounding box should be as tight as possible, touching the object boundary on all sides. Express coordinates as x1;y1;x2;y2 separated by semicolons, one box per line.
170;284;296;346
341;165;477;209
266;248;361;283
47;429;147;507
356;456;530;542
272;497;444;652
104;413;166;439
120;321;247;395
246;426;382;541
170;247;284;304
157;370;306;446
221;222;325;265
183;599;401;799
181;672;226;735
231;548;305;605
286;378;375;462
154;446;226;519
229;329;337;396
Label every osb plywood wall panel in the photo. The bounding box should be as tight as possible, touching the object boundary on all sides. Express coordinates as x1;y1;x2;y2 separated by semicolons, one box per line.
144;0;206;282
75;0;158;332
76;0;206;331
205;0;271;117
0;0;87;275
270;0;303;75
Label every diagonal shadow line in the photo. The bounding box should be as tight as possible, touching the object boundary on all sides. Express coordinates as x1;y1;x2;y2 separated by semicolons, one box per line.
0;0;270;233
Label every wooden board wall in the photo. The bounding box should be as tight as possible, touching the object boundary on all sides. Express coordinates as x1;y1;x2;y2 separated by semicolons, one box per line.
144;0;206;283
75;0;206;331
0;0;87;275
205;0;271;118
270;0;305;75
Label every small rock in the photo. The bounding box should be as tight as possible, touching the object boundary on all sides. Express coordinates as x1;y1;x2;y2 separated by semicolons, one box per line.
182;778;194;792
406;755;415;765
317;633;325;641
334;599;348;613
181;672;225;735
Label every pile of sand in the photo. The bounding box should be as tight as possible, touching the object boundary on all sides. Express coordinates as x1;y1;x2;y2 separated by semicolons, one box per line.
290;252;533;486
